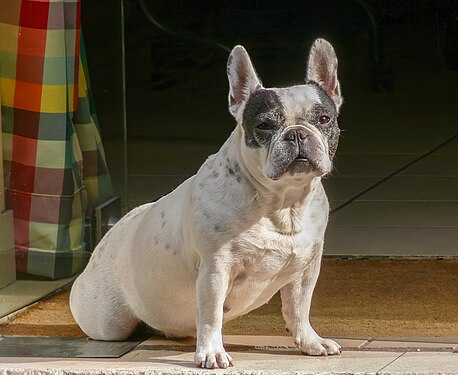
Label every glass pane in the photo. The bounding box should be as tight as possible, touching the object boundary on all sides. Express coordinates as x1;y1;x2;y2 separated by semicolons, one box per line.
2;0;457;328
122;1;458;257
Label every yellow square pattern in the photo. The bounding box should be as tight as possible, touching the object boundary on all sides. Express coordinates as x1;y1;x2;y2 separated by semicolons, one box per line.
78;60;87;97
44;29;65;58
71;130;83;165
84;177;99;207
2;133;13;161
35;139;66;168
44;29;77;58
29;221;59;251
40;84;71;113
69;217;83;249
0;23;18;54
74;122;101;148
0;78;16;108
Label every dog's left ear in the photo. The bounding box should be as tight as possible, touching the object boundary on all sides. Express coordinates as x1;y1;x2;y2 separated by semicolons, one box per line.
306;39;342;111
227;45;262;121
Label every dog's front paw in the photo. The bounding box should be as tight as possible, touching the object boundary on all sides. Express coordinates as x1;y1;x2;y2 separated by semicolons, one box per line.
295;337;342;356
194;349;234;369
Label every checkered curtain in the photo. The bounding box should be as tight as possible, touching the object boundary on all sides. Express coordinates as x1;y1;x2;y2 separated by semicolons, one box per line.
0;0;113;279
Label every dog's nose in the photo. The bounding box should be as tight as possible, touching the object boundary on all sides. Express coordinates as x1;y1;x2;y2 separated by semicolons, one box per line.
284;128;308;142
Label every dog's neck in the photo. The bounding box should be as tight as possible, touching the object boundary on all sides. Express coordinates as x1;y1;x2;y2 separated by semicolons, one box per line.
259;180;321;235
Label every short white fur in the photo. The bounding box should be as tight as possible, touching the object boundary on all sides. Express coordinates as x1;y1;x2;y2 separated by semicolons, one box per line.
70;38;343;369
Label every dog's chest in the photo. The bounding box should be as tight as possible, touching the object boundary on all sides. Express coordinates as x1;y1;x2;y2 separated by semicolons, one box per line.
222;224;320;318
232;222;319;276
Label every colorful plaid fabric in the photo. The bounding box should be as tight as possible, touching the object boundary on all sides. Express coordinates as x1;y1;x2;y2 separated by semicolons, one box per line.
0;0;113;279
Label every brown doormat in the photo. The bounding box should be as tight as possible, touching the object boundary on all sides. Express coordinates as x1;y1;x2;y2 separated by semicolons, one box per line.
1;259;457;338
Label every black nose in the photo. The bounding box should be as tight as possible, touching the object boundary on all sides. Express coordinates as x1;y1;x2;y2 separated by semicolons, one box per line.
284;128;308;142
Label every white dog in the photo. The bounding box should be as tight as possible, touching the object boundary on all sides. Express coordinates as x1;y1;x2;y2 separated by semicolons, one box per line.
70;38;343;369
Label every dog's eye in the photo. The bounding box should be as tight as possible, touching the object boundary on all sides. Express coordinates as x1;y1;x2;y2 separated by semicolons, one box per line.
319;115;331;125
256;122;273;130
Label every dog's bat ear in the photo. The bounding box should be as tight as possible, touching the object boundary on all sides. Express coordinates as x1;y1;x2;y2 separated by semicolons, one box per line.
227;45;262;120
306;39;342;111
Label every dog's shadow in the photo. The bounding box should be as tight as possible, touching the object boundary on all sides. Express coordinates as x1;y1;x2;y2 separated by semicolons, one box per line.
148;357;197;370
141;347;306;370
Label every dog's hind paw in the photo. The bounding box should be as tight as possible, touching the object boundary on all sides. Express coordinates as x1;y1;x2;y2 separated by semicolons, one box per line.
194;350;234;369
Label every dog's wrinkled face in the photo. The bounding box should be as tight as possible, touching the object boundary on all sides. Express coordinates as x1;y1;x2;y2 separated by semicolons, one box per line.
227;39;342;181
242;84;339;179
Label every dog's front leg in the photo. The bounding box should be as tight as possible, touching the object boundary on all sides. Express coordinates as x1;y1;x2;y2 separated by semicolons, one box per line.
194;266;234;369
280;246;341;356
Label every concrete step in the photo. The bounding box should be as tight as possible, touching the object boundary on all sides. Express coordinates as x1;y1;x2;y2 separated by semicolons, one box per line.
0;336;456;375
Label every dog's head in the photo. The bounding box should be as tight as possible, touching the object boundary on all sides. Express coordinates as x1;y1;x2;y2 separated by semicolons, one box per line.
227;39;342;181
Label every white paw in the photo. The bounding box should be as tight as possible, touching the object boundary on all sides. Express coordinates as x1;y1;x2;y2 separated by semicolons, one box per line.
194;349;234;369
296;337;342;356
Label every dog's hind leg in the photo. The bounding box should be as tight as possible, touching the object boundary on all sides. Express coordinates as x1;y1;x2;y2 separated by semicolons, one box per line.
70;275;139;341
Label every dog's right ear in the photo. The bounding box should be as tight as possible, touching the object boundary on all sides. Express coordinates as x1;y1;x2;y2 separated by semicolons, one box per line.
227;46;262;121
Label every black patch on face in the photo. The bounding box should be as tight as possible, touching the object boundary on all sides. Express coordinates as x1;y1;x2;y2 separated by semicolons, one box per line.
242;89;286;148
307;84;340;159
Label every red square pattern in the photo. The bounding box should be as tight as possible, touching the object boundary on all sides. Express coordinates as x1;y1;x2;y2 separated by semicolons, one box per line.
13;109;40;139
12;134;38;167
8;189;33;223
19;0;50;30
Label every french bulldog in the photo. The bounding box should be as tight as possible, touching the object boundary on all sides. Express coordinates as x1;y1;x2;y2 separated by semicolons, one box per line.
70;38;343;369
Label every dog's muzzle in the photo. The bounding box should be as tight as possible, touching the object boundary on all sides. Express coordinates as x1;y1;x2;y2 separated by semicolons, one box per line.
267;125;331;180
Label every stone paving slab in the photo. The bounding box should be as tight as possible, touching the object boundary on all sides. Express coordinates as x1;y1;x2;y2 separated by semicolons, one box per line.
0;336;457;374
0;349;456;375
0;350;403;375
379;352;458;375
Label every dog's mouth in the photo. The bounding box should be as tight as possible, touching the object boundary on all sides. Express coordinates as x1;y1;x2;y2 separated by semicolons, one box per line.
288;156;314;175
267;157;314;180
